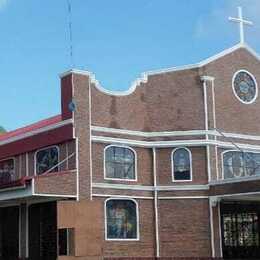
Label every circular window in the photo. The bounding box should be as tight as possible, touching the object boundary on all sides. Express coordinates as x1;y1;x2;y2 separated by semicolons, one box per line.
232;70;258;104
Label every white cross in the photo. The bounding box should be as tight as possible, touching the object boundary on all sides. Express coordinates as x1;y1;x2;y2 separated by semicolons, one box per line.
229;6;253;44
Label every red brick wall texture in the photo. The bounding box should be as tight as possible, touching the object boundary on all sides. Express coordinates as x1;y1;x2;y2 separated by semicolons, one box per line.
56;46;260;258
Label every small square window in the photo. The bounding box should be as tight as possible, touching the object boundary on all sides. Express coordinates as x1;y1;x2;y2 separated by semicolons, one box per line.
58;228;74;256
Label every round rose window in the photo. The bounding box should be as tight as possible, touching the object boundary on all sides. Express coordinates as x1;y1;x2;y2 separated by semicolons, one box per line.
233;70;258;104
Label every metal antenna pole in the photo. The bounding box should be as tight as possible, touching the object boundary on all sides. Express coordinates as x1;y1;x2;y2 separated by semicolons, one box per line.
67;0;74;68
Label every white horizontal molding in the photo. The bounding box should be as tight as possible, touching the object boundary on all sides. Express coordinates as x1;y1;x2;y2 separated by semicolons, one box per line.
92;193;153;200
210;175;260;186
212;190;260;200
158;196;209;200
92;193;209;200
92;136;207;148
93;182;209;191
92;126;260;142
93;182;153;191
157;185;209;191
220;131;260;141
92;126;207;137
92;135;260;150
32;193;77;198
0;119;73;147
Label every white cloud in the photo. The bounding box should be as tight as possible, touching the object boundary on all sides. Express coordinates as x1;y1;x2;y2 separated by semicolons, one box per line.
194;0;260;45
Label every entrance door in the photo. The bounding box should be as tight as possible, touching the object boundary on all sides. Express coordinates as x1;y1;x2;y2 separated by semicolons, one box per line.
221;202;260;259
29;202;57;260
0;206;19;259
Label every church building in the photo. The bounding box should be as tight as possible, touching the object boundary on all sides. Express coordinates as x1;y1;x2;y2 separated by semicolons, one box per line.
0;6;260;260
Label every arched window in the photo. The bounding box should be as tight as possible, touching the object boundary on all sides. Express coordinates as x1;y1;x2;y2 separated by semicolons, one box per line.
35;146;59;175
223;151;260;179
105;199;138;240
105;145;136;180
172;147;192;181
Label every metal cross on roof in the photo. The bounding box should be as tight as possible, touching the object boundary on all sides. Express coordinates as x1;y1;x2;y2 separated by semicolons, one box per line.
229;6;253;44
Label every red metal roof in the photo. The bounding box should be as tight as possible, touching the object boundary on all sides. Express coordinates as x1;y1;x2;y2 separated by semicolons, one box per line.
0;115;62;142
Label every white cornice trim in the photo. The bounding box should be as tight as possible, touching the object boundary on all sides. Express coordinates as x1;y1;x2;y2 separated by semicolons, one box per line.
59;69;91;78
33;193;77;198
92;182;209;191
92;193;154;200
144;43;258;76
92;135;260;150
212;190;260;199
0;119;73;147
157;185;209;191
210;175;260;186
92;126;260;141
92;126;197;138
158;196;209;200
92;193;208;200
59;43;260;97
92;126;207;137
60;69;148;97
92;135;206;148
93;183;153;191
221;132;260;141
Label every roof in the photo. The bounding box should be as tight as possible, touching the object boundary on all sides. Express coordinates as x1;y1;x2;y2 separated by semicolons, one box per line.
0;115;62;142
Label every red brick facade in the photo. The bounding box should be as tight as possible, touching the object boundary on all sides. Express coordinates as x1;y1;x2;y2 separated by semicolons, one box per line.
1;44;260;259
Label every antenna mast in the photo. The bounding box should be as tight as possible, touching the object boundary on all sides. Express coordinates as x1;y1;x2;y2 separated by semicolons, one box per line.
67;0;74;68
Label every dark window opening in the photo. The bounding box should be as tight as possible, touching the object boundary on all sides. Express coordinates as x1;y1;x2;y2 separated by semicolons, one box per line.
58;228;74;256
36;146;59;175
0;159;15;184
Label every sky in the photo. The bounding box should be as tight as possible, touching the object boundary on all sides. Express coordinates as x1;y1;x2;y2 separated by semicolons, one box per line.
0;0;260;131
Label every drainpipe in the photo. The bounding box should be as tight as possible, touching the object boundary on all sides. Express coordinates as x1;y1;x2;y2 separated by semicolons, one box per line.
153;147;160;257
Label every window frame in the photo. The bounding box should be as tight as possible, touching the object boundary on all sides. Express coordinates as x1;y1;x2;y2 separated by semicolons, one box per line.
0;157;16;181
232;69;258;105
104;145;137;182
104;198;140;241
171;147;192;182
34;145;60;176
221;149;260;180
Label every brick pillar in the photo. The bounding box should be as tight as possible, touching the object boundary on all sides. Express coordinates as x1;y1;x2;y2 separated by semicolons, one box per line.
211;200;223;258
60;70;92;200
60;73;73;121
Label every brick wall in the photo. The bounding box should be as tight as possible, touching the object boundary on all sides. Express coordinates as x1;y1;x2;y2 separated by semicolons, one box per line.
55;47;260;259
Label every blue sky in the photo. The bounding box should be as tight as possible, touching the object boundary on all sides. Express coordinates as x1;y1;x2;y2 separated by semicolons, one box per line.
1;0;260;130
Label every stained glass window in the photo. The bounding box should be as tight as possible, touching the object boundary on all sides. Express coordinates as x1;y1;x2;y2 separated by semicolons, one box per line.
223;151;260;179
172;148;191;181
233;71;257;104
105;146;135;180
106;199;138;240
0;159;15;184
36;146;59;175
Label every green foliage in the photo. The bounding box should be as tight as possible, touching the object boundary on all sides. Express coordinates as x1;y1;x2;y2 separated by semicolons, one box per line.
0;126;6;134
